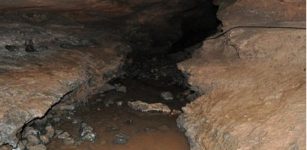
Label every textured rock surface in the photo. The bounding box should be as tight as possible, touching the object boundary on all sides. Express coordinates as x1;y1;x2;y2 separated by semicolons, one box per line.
0;39;124;146
177;0;306;149
214;0;306;29
178;28;306;150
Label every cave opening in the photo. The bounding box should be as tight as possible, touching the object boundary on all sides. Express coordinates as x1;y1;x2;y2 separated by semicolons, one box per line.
0;0;220;150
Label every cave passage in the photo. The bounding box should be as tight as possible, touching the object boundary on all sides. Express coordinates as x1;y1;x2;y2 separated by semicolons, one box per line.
0;0;220;150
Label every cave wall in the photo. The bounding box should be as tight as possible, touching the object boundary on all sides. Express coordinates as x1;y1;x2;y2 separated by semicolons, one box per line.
178;0;306;150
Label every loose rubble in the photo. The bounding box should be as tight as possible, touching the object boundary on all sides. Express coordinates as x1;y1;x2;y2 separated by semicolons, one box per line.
80;123;96;142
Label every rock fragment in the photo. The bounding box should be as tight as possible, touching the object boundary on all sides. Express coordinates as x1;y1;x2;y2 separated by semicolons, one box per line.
45;125;55;138
80;123;96;142
160;91;174;101
127;100;171;113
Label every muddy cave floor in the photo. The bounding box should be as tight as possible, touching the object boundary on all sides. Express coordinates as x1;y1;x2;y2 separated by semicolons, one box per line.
16;75;196;150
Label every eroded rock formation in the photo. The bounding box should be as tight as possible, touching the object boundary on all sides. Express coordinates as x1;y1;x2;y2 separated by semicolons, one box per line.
177;0;306;150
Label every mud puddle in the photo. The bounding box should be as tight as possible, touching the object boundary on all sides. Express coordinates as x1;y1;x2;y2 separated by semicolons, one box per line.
44;78;190;150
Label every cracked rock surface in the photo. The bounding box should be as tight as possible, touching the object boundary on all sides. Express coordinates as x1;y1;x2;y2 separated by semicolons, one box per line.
177;1;306;149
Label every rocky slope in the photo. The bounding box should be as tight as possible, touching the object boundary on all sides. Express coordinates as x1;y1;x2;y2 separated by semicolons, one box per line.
177;0;306;150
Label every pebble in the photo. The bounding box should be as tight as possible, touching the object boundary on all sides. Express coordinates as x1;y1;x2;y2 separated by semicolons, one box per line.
26;135;41;145
80;123;96;142
55;129;64;137
160;91;174;101
63;137;75;145
116;86;127;93
52;117;61;123
116;101;123;106
104;99;114;107
39;135;49;144
45;125;55;138
57;132;70;140
72;119;79;124
113;133;129;145
27;144;46;150
100;83;116;92
58;104;75;111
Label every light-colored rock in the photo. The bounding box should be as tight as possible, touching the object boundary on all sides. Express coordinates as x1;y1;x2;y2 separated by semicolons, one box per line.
160;91;174;101
39;135;49;144
128;100;171;114
45;125;55;138
214;0;306;29
177;28;306;150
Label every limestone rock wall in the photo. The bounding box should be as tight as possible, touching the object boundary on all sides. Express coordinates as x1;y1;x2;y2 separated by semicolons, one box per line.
177;0;306;150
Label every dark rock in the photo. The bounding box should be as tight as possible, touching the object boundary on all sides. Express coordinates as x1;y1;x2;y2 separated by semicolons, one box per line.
25;40;37;52
4;45;19;52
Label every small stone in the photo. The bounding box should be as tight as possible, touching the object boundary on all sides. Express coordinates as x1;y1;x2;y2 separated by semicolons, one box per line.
66;116;72;120
55;129;64;137
113;133;129;145
63;137;75;145
170;109;182;115
57;132;70;140
127;100;171;113
104;99;114;107
59;104;75;111
26;135;41;145
72;119;79;124
45;125;55;138
100;83;116;92
80;123;96;142
53;117;61;123
39;135;49;144
116;86;127;93
116;101;123;106
160;91;174;101
26;144;46;150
